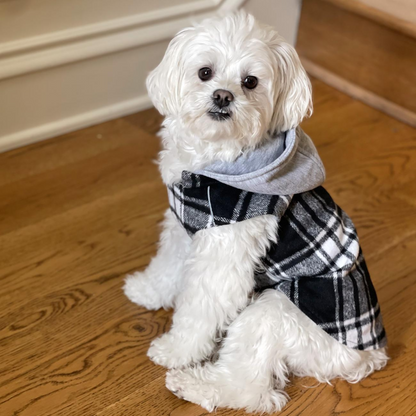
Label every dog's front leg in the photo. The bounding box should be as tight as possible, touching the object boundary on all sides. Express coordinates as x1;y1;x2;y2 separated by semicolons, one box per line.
147;215;278;369
123;209;191;310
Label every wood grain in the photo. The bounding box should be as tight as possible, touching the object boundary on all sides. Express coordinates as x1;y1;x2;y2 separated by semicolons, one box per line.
0;84;416;416
297;0;416;116
301;58;416;128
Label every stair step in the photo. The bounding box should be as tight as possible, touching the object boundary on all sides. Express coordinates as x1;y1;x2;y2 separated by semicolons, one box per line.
297;0;416;126
324;0;416;38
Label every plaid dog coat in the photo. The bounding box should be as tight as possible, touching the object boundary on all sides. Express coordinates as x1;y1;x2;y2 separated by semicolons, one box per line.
168;171;387;351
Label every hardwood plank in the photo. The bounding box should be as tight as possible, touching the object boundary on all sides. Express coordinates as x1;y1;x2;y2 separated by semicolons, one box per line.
0;108;163;189
0;79;415;415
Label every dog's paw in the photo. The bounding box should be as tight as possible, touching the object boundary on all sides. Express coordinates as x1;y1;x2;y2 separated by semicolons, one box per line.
123;272;163;310
166;368;219;412
166;366;288;413
147;333;198;369
249;389;288;414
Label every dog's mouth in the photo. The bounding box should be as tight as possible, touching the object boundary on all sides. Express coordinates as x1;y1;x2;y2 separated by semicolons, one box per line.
208;109;232;121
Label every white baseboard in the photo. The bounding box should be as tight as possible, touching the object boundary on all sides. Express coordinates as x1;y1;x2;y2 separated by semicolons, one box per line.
0;0;301;153
0;0;222;59
0;0;244;81
0;95;152;153
0;0;247;153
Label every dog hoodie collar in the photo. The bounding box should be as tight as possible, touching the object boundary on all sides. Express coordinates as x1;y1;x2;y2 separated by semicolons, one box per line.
197;127;326;195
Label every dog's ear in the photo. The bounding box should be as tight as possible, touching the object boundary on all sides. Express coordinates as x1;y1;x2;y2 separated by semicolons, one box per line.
146;28;193;117
269;40;312;133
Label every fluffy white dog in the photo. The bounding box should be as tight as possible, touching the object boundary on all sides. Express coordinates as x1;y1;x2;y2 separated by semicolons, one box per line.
124;12;388;413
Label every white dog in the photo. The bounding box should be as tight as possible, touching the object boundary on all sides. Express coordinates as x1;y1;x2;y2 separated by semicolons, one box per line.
124;12;388;413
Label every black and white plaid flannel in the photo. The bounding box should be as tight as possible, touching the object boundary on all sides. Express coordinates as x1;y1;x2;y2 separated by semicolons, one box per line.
168;171;386;351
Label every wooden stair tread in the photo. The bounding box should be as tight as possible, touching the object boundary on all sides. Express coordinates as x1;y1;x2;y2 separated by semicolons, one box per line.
359;0;416;26
324;0;416;38
297;0;416;127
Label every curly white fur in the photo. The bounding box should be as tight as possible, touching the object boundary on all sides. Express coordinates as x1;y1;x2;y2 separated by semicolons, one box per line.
124;11;388;413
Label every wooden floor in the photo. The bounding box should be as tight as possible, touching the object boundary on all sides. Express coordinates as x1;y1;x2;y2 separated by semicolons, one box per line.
1;79;416;416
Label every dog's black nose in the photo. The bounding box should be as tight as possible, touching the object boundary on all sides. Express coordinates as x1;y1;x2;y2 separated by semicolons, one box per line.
213;89;234;108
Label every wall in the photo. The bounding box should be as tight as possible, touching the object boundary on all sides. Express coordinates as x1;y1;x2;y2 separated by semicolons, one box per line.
0;0;302;152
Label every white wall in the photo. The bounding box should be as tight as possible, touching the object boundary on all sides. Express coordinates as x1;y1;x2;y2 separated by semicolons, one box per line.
0;0;302;152
245;0;302;45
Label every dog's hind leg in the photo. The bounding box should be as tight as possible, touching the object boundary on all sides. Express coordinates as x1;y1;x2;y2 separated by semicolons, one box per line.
165;291;290;413
123;209;191;310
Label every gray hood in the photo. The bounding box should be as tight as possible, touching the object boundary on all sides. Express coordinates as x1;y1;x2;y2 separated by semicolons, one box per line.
197;127;326;195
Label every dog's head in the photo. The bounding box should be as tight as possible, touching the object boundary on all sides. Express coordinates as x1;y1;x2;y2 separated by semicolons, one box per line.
147;12;312;148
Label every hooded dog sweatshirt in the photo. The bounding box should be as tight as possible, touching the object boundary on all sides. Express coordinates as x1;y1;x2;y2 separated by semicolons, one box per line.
168;127;387;351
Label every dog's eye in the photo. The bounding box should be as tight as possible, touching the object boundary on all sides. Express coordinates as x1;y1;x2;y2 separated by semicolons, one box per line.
198;67;213;81
243;76;258;90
